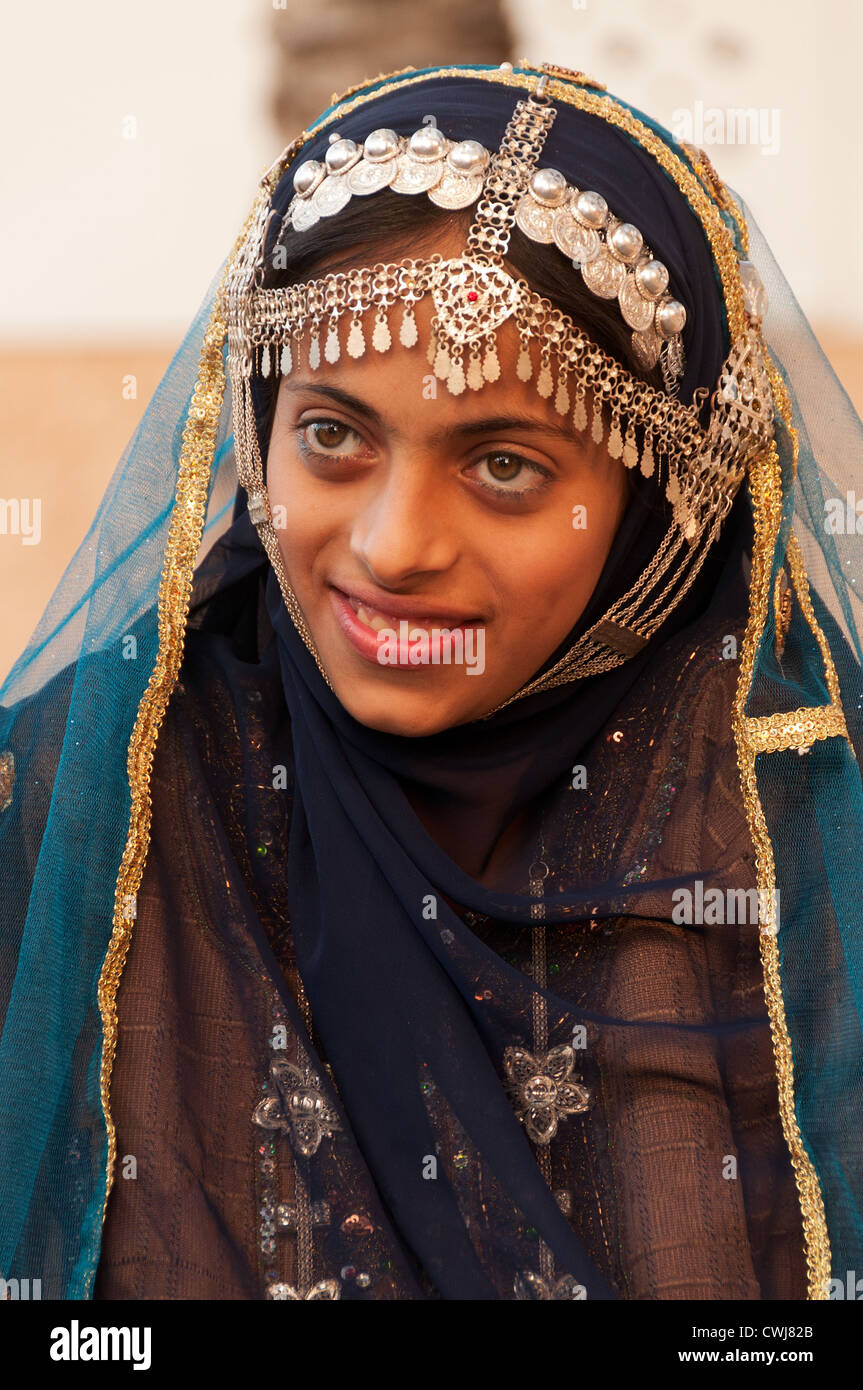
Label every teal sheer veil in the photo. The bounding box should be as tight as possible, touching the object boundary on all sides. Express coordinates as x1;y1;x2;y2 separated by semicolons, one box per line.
736;204;863;1292
1;62;862;1299
0;262;241;1297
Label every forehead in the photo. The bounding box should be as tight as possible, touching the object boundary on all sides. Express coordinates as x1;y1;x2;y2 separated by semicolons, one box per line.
276;299;578;443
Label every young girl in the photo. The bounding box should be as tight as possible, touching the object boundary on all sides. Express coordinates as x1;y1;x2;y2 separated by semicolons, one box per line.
2;60;862;1301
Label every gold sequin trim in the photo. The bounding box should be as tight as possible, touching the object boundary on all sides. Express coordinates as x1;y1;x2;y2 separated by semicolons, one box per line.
744;704;848;756
91;214;259;1287
773;564;792;659
732;356;836;1299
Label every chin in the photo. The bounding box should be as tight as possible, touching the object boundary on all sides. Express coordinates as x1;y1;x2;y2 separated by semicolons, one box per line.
329;674;490;737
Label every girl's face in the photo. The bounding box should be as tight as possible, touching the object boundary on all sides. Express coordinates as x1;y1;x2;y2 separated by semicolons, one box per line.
267;264;629;737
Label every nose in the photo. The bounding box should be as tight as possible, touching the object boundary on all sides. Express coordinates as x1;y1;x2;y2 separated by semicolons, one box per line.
350;455;460;588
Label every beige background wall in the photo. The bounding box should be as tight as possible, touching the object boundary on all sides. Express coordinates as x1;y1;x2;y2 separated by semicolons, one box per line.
2;0;861;684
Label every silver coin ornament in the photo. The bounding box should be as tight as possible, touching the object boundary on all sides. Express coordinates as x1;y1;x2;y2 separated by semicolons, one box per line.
552;208;601;265
530;167;569;207
325;138;362;175
277;119;691;392
608;221;644;264
312;176;352;217
636;259;670;300
656;298;687;339
390;152;445;194
448;139;489;176
364;128;400;162
515;194;557;244
293;159;325;197
574;190;609;228
582;245;626;298
408;125;447;161
428;169;484;210
346;158;398;195
619;275;657;331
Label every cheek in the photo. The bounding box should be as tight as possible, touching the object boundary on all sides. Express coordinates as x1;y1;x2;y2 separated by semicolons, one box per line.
267;446;338;575
489;477;625;630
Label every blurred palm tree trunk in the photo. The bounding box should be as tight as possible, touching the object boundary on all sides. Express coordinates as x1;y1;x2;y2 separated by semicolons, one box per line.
271;0;514;136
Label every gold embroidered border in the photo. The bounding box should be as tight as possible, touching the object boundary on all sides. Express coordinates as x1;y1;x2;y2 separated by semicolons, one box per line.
90;215;263;1288
678;140;749;256
786;528;844;706
731;354;841;1299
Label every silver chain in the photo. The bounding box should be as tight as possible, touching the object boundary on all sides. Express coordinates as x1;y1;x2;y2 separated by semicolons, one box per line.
466;91;557;262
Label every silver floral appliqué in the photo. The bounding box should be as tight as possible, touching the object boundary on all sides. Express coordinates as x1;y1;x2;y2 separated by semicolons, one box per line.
253;1055;341;1157
503;1043;591;1145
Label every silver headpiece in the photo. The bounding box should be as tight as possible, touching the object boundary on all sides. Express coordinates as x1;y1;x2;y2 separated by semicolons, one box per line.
223;67;775;699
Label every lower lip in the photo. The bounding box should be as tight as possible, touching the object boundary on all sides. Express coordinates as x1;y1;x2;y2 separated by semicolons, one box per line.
328;587;480;669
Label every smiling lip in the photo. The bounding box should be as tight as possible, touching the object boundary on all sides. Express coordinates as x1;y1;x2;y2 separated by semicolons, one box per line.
328;584;484;668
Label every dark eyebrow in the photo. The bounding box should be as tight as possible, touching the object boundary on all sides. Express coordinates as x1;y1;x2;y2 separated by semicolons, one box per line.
279;381;579;446
281;383;389;435
431;413;578;446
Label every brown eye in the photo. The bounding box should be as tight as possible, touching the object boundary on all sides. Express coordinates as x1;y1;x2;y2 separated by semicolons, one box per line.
307;420;352;449
486;452;523;482
466;451;553;503
295;414;377;475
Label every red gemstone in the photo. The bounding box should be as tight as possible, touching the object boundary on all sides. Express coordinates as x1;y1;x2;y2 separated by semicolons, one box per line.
467;290;479;302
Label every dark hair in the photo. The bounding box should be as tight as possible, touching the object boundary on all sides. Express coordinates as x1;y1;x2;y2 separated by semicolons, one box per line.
258;188;665;459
